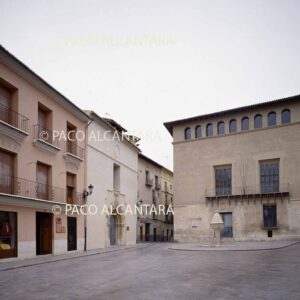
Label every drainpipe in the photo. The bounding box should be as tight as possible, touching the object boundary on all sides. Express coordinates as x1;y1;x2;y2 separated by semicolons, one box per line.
84;118;92;251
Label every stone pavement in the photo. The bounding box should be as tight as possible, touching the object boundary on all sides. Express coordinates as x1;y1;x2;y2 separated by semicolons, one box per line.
1;242;300;299
169;240;300;251
0;243;149;271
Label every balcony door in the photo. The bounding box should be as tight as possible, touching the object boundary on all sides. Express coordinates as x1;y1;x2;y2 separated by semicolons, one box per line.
0;149;14;194
0;83;12;125
66;172;76;204
36;163;50;200
38;105;51;144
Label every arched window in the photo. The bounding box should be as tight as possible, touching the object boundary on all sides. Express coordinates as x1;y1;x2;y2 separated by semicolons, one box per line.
241;117;249;131
184;127;191;140
268;112;276;126
206;123;213;137
195;125;201;138
217;121;225;135
229;119;237;133
254;114;262;129
281;109;291;124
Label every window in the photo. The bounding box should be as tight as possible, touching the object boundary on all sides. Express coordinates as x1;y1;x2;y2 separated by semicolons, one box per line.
0;211;17;259
66;172;76;204
229;119;237;133
263;205;277;228
281;109;291;124
184;127;191;140
254;114;262;129
241;117;249;131
195;125;201;138
145;170;152;186
206;123;213;137
267;112;276;126
217;121;225;135
215;166;232;196
155;175;160;189
66;122;77;155
260;160;279;193
113;164;120;191
36;162;50;200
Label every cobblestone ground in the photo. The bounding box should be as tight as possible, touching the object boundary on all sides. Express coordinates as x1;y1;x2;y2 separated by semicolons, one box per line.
0;243;300;300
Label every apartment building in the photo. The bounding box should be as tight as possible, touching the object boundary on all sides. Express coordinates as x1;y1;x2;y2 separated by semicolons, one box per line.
137;153;173;242
164;95;300;242
0;46;90;260
85;111;139;249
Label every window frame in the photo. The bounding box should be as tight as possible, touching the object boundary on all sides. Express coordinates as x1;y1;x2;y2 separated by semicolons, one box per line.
241;117;249;131
184;127;191;140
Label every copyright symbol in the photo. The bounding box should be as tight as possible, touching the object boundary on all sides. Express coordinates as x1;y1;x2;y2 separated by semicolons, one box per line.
52;205;62;215
39;131;49;140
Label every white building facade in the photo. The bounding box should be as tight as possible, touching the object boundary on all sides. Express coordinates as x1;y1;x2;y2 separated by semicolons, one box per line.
85;112;139;249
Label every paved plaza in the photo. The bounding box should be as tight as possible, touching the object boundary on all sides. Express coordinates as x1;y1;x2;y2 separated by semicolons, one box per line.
0;242;300;300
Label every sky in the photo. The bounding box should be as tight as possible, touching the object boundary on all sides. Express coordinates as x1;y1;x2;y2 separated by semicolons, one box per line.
1;0;300;170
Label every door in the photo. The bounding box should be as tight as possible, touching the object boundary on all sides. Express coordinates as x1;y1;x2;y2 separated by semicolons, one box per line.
167;229;169;241
153;228;157;241
145;223;150;241
67;217;77;251
36;212;52;255
36;163;49;200
263;205;277;228
220;213;233;237
110;215;116;245
139;226;143;242
0;83;12;125
0;149;14;194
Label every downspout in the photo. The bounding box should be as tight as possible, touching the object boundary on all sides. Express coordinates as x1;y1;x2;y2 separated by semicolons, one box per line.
84;118;92;251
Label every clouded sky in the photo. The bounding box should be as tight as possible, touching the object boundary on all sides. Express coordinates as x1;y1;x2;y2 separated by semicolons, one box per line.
1;0;300;169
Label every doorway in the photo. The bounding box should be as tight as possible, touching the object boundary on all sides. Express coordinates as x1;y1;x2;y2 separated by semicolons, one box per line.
220;212;233;238
153;228;157;241
110;215;116;245
67;217;77;251
36;212;52;255
145;223;150;241
139;226;143;242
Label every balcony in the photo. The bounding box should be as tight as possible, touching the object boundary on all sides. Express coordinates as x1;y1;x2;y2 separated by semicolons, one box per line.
63;140;84;165
32;125;62;155
145;177;153;187
0;173;83;205
0;103;29;140
205;184;289;200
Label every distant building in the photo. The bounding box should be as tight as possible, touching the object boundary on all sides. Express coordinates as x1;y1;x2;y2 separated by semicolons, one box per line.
137;153;173;242
165;95;300;242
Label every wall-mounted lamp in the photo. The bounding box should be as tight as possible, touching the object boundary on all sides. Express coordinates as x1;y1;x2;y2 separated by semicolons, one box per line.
83;184;94;198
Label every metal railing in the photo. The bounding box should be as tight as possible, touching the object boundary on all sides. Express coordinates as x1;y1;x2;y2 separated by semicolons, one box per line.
64;140;84;160
0;103;29;133
205;184;289;198
33;124;62;149
0;173;83;204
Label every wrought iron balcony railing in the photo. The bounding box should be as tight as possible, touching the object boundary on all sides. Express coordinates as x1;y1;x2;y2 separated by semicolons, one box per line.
0;173;83;205
33;124;62;149
0;103;29;133
64;140;84;160
205;184;289;199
